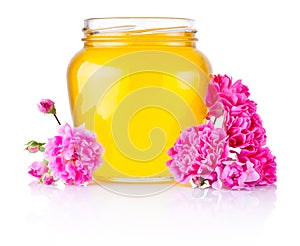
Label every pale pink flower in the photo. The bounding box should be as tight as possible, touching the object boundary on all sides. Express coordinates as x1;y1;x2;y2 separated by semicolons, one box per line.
38;99;55;114
42;173;54;185
167;121;229;184
28;161;49;178
212;160;260;190
238;147;276;185
44;123;104;185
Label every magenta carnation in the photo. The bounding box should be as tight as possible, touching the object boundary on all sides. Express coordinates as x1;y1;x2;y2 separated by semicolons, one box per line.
167;121;229;183
212;160;260;190
238;147;277;185
167;74;276;189
208;74;251;112
225;111;266;148
44;123;104;185
208;74;266;148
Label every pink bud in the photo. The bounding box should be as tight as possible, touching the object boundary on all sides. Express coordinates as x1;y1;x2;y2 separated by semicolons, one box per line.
25;140;45;153
27;145;39;153
42;173;54;185
38;99;55;114
28;161;49;178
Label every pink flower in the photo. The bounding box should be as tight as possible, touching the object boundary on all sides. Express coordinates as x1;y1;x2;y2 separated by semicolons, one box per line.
210;74;251;111
44;123;104;185
225;111;266;148
212;161;260;190
238;147;276;185
166;121;229;184
42;173;54;185
248;113;267;147
38;99;55;114
166;74;277;189
209;74;266;148
28;161;49;178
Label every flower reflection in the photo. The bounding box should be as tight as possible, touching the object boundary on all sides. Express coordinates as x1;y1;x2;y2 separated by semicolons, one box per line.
192;185;276;213
28;181;276;220
168;184;276;235
27;181;276;243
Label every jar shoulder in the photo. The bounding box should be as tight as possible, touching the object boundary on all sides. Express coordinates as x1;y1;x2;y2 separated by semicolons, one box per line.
68;47;212;75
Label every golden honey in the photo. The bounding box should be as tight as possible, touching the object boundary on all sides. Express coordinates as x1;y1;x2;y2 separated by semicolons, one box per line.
67;17;212;182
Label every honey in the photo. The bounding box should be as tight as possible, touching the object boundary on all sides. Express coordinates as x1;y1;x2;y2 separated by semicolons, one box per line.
67;17;212;182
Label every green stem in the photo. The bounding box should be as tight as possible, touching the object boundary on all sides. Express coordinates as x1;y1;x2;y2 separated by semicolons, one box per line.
53;114;61;125
213;117;217;125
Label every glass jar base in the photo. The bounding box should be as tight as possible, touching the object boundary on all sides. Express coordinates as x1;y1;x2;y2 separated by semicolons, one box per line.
92;176;176;197
93;176;174;183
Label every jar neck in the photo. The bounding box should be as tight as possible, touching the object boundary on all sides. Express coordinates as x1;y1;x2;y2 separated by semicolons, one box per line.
82;17;198;48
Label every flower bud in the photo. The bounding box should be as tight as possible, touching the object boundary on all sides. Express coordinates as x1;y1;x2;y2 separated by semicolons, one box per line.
42;173;54;185
37;99;56;114
25;140;45;153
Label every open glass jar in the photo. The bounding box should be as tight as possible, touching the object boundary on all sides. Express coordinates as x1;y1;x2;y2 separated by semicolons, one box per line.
67;17;212;183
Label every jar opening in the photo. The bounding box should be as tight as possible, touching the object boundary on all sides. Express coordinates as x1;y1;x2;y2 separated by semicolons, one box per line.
82;17;197;47
84;17;196;35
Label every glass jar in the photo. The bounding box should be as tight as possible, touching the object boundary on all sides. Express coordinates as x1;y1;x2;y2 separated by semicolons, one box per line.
67;17;212;183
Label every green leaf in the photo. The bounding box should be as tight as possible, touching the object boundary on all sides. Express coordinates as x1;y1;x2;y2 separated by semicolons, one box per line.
25;140;38;146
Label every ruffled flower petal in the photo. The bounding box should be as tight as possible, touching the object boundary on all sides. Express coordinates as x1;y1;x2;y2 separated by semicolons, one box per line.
44;123;104;185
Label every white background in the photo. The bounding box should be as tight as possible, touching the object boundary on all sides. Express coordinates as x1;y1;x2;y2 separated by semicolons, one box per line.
0;0;299;245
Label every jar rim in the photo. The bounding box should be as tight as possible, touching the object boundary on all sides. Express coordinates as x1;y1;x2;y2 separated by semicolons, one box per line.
84;17;196;34
85;17;194;21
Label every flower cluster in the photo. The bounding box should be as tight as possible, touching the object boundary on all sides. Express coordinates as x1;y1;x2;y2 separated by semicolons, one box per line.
167;74;276;190
25;99;104;185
